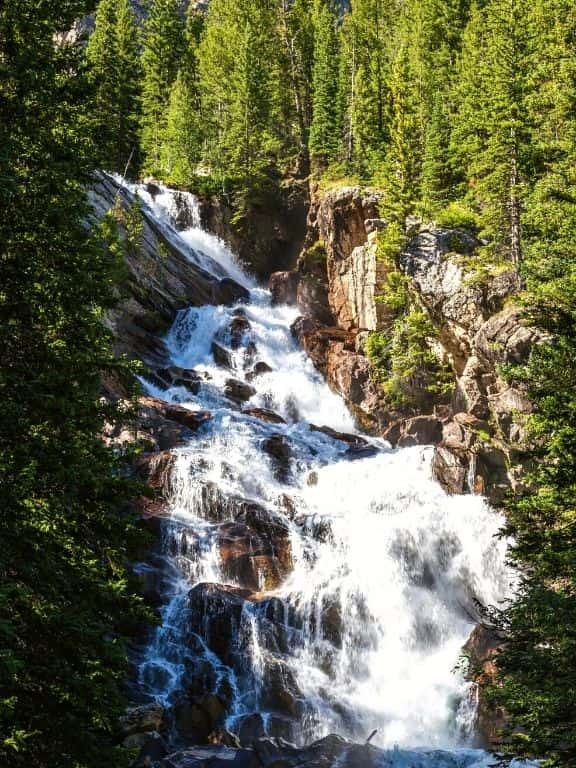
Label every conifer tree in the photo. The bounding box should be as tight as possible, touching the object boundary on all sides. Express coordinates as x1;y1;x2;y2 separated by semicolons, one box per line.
341;0;395;172
198;0;280;195
451;0;531;265
309;0;342;166
141;0;185;175
160;6;204;183
85;0;141;175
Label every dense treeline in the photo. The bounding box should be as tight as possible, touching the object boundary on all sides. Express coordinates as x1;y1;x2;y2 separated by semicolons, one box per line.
0;2;147;767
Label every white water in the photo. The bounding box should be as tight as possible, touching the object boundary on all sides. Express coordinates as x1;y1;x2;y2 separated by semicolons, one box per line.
123;179;525;764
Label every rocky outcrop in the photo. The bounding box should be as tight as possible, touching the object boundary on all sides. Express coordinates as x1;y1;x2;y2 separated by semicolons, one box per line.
200;178;309;281
87;173;246;365
273;187;540;502
464;625;509;747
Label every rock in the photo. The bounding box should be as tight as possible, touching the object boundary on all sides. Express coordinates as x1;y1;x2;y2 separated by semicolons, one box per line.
229;313;251;348
120;702;165;736
213;277;250;306
246;361;273;380
160;745;259;768
224;378;256;403
138;397;212;433
186;584;259;665
208;730;241;748
243;408;287;425
398;416;443;447
134;451;176;494
269;271;300;305
309;424;368;448
152;366;202;394
262;434;292;482
88;172;221;365
123;731;167;764
211;341;233;368
217;520;291;591
432;447;468;495
464;624;509;747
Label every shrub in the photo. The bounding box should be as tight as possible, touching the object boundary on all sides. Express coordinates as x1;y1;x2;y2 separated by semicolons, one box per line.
436;201;479;230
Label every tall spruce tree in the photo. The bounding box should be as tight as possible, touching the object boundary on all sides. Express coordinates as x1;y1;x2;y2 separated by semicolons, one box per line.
198;0;280;196
160;6;204;183
309;0;342;166
451;0;531;265
85;0;141;175
141;0;185;175
0;1;146;766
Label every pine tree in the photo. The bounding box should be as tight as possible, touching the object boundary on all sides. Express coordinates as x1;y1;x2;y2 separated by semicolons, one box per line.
451;0;531;265
198;0;280;195
0;1;147;765
309;0;342;167
160;6;204;183
380;42;422;221
341;0;396;172
85;0;141;175
141;0;185;175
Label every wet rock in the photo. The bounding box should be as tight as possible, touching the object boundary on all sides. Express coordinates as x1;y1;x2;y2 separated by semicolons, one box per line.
243;407;286;425
160;745;259;768
309;424;368;448
237;713;266;746
212;277;250;306
385;415;444;447
134;451;176;495
120;702;165;736
124;730;167;765
229;314;251;348
345;444;379;460
262;434;292;483
224;378;257;403
269;270;300;305
186;584;258;665
88;173;220;365
153;366;202;394
211;341;233;368
138;396;212;435
463;624;509;747
432;447;468;495
217;520;291;591
208;730;241;748
246;361;273;380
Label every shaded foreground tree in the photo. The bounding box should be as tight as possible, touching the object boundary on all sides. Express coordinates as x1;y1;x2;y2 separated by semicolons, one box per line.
0;2;147;767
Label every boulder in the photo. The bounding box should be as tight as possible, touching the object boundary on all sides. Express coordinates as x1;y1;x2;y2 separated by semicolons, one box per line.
262;434;292;482
463;624;509;747
309;424;368;448
269;271;300;305
213;277;250;306
120;702;165;736
217;520;291;591
224;379;256;403
432;447;468;495
152;366;202;394
243;407;287;425
228;313;251;348
246;361;274;380
211;341;233;368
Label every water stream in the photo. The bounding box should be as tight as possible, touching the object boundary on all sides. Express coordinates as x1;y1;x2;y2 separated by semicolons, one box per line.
122;179;525;766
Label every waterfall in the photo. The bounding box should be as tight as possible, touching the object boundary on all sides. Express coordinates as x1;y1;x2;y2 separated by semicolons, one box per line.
124;180;522;765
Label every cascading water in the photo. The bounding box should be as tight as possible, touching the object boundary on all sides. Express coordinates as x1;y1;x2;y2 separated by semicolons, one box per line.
124;179;528;767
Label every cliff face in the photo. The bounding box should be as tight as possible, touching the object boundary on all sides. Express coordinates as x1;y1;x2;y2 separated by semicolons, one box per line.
272;186;540;505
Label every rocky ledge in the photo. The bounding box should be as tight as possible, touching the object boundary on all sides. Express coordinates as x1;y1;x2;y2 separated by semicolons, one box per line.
272;185;541;505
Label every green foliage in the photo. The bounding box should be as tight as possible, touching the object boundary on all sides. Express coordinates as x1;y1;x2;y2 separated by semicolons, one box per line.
309;0;343;165
436;201;479;230
140;0;185;175
0;2;148;766
86;0;141;175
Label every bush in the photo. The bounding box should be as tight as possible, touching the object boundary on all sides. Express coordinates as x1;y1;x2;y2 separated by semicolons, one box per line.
436;201;479;230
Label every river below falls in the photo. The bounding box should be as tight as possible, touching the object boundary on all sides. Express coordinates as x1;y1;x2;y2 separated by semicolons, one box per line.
119;178;534;768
